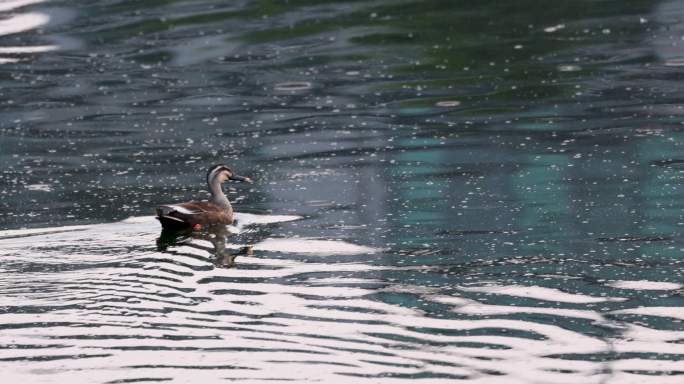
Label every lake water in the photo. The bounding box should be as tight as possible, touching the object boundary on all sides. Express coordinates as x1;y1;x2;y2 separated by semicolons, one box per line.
1;0;684;382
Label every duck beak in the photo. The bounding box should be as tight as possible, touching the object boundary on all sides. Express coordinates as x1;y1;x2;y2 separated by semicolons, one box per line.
229;174;252;183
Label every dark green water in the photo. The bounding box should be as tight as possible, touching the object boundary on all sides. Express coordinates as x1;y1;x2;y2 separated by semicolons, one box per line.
1;0;684;382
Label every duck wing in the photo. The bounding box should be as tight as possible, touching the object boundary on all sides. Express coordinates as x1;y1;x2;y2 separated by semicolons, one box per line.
157;202;207;216
156;201;231;229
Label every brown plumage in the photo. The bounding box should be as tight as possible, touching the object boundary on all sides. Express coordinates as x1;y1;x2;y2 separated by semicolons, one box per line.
156;164;251;230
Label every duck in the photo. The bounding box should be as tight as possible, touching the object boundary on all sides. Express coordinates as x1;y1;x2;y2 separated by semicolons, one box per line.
156;164;251;230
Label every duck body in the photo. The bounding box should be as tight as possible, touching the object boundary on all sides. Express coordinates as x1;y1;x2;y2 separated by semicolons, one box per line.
156;201;234;230
156;164;250;230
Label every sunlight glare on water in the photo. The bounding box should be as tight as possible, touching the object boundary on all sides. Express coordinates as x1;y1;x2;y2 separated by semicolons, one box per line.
0;215;681;383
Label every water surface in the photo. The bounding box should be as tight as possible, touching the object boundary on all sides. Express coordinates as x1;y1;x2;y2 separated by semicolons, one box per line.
1;0;684;382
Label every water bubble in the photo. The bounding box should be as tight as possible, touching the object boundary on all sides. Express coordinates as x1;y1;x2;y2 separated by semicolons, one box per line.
558;64;581;72
543;24;565;33
26;184;52;192
274;81;312;92
435;100;461;107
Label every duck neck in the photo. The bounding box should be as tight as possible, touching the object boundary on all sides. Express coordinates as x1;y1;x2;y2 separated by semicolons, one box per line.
208;180;232;210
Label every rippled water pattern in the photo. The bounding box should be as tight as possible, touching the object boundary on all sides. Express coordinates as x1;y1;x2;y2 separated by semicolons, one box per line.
2;216;683;383
2;0;684;382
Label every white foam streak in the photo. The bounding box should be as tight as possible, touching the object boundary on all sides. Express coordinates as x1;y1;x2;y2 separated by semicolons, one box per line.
0;45;57;53
432;295;606;322
461;284;627;303
612;306;684;320
607;280;682;290
233;212;301;228
0;0;46;12
0;12;49;36
249;237;378;255
0;224;92;239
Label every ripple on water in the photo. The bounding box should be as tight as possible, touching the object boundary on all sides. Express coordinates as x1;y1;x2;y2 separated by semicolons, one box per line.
0;1;58;64
1;215;683;383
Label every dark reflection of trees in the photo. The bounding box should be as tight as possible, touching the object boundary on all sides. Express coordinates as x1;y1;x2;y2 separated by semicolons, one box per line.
156;226;253;268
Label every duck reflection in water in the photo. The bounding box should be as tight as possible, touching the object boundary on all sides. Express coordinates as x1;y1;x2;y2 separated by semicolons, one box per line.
156;225;252;269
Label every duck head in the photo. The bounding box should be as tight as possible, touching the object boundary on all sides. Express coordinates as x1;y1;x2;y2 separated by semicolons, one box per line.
206;164;252;185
